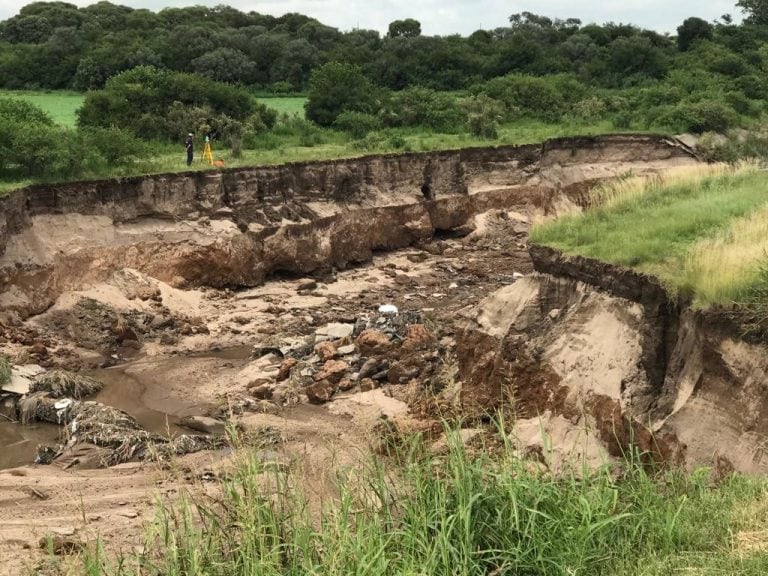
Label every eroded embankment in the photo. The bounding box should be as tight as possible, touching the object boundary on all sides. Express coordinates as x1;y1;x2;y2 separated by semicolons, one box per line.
458;235;768;474
0;135;695;321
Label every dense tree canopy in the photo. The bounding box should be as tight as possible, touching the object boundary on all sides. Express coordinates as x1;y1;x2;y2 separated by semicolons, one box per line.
0;0;763;95
1;1;768;142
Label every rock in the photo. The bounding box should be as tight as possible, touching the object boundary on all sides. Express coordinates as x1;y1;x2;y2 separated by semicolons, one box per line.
180;323;194;336
548;308;561;320
314;359;349;384
315;323;355;341
276;358;298;382
337;343;356;356
359;378;378;392
178;415;227;436
388;361;420;384
297;279;318;291
338;378;355;392
39;533;84;555
356;330;392;355
401;324;434;350
407;252;429;263
214;207;234;218
3;364;44;395
29;343;48;357
116;510;139;519
430;429;482;455
314;341;337;362
251;385;273;400
358;357;382;380
306;380;336;404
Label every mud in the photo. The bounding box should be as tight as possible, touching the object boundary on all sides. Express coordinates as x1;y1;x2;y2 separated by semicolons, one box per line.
0;134;715;573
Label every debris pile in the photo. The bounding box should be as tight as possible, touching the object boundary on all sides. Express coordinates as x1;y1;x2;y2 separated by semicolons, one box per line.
1;367;233;468
30;370;103;399
244;307;449;411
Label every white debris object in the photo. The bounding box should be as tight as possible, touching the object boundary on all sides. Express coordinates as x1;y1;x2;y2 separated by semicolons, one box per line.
378;304;398;315
54;399;73;410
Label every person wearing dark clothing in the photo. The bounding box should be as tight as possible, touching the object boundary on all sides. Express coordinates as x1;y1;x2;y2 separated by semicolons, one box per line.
185;133;194;166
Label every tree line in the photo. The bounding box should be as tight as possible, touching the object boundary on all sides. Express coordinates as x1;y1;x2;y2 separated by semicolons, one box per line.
0;1;767;94
3;0;768;181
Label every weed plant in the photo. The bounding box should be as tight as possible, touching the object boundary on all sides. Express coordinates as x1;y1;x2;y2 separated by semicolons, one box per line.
79;428;768;575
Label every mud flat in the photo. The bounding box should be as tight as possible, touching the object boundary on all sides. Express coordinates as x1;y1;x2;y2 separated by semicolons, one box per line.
0;135;707;573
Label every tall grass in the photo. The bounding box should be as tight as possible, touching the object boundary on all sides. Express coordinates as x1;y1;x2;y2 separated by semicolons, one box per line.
684;205;768;306
79;429;768;576
532;164;768;305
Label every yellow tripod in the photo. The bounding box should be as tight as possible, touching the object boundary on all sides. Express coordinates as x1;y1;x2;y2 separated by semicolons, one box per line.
201;136;213;165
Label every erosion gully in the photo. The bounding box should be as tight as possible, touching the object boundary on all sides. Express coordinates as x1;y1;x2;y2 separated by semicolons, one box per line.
8;134;765;571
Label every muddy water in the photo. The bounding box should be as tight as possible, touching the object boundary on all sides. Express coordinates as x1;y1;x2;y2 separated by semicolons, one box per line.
88;368;191;438
0;347;251;468
0;420;60;469
88;346;252;436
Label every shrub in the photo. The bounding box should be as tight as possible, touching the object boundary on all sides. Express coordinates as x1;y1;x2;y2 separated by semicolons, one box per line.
305;62;379;127
334;111;381;138
570;97;610;121
463;94;505;139
657;100;739;134
474;74;590;122
380;87;465;132
77;65;255;141
78;126;147;165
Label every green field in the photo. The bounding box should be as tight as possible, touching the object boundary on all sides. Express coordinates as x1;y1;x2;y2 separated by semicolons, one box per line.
531;165;768;307
258;96;306;117
0;90;306;127
0;90;84;127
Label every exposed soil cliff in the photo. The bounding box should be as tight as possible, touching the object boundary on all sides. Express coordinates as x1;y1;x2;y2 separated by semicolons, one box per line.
457;237;768;475
0;135;694;320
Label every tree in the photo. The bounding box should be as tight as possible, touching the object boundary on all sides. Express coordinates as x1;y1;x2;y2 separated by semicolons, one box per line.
191;47;257;84
387;19;421;38
737;0;768;25
305;62;378;126
677;17;714;51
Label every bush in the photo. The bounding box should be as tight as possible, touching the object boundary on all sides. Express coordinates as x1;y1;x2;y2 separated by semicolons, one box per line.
474;74;590;122
570;97;610;121
272;115;327;147
379;87;466;132
305;62;379;127
657;100;739;134
77;65;255;141
463;94;505;139
334;111;381;138
78;126;146;165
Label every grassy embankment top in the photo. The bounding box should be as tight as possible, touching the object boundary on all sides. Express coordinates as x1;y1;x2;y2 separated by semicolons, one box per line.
0;89;624;196
531;164;768;308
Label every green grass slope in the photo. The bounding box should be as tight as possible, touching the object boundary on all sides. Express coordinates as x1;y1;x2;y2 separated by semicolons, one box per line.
531;164;768;307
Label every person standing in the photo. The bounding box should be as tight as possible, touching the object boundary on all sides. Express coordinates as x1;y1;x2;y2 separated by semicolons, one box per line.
184;133;194;166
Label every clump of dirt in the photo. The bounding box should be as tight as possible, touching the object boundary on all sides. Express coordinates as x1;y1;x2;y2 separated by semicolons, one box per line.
42;297;209;355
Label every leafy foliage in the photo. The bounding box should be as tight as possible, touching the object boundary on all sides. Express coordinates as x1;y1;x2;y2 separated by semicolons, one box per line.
305;62;377;127
77;66;261;142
